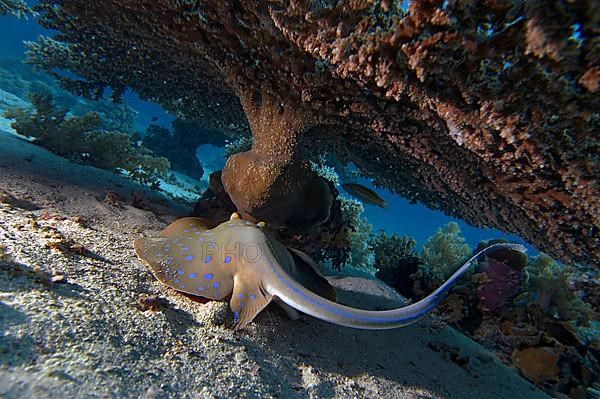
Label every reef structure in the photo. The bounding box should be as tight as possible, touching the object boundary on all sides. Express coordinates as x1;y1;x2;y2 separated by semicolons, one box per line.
25;1;599;265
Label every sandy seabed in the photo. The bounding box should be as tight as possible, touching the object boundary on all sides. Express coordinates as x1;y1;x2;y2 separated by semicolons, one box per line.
0;128;549;399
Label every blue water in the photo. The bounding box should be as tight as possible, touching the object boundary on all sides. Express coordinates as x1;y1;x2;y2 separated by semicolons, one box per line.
0;10;533;253
0;13;45;58
0;13;174;132
357;177;528;249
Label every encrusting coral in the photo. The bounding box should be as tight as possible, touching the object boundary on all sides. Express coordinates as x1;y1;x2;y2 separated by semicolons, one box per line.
4;93;169;187
220;93;332;232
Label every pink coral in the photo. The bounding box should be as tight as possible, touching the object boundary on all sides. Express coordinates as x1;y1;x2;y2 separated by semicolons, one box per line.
477;257;523;316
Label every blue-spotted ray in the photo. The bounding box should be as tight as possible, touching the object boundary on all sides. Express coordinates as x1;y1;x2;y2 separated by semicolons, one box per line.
134;213;526;329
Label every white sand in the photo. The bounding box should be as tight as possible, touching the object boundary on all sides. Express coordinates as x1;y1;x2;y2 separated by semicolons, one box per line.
0;129;549;398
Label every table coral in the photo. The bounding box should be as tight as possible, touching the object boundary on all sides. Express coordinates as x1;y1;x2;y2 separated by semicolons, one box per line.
23;0;600;265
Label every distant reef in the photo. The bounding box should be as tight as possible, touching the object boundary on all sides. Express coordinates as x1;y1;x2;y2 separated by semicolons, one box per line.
23;1;599;266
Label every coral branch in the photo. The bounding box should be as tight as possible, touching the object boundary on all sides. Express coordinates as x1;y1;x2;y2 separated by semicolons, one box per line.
0;0;29;17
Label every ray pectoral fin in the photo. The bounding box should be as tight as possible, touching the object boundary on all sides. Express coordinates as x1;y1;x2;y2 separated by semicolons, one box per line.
160;217;210;237
229;274;272;330
134;237;183;288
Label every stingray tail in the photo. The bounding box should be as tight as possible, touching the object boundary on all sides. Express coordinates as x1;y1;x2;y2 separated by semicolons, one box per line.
263;242;527;329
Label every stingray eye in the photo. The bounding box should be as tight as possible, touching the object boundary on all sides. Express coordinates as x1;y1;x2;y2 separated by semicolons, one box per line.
256;221;267;229
230;212;241;220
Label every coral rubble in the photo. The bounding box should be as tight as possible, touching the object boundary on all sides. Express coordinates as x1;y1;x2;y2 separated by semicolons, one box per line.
23;1;599;264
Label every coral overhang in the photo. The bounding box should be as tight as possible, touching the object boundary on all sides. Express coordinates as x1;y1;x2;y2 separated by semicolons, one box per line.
26;0;599;265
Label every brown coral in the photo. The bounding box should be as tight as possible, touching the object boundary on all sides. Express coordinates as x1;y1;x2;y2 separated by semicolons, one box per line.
511;347;560;384
221;92;332;232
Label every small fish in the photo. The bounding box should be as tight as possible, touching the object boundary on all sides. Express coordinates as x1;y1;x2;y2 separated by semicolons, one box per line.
341;183;387;208
134;213;526;330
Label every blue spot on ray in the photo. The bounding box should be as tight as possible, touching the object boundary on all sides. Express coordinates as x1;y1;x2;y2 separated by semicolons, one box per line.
197;286;205;291
249;294;256;299
204;255;212;263
182;246;190;251
204;273;214;280
177;269;184;275
185;255;194;261
188;273;197;279
237;293;244;299
184;229;189;233
213;282;220;288
224;256;232;264
174;279;180;283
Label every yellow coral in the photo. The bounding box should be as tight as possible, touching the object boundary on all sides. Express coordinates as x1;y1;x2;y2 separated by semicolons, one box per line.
420;222;471;285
